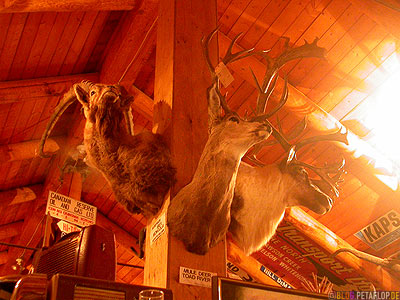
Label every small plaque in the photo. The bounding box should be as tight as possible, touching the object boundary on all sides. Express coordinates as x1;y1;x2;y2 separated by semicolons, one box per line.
215;61;234;88
179;266;216;288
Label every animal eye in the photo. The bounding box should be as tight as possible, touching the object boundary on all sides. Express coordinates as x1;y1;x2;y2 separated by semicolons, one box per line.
228;116;239;123
90;90;96;96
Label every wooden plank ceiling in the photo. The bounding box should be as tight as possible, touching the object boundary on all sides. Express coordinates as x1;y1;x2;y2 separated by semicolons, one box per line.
0;0;399;290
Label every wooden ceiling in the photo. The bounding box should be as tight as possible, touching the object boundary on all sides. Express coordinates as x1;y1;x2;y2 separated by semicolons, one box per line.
0;0;400;291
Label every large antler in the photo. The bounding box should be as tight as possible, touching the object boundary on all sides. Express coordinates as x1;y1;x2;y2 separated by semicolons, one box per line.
201;28;257;119
332;248;400;273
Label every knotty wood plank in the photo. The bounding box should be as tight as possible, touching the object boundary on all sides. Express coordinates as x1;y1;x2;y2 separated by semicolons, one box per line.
307;23;384;104
7;13;42;81
0;14;12;56
287;3;363;88
0;102;22;144
217;0;233;21
100;0;158;84
46;12;85;77
21;12;57;79
239;0;291;49
254;0;311;53
227;0;273;40
0;13;28;81
58;11;98;75
71;11;110;73
9;100;37;144
280;0;349;77
34;12;70;78
298;14;376;98
219;0;252;34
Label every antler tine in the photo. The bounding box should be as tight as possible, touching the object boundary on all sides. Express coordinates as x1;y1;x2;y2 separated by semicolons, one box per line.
202;28;259;116
293;158;345;197
221;32;258;65
201;28;219;77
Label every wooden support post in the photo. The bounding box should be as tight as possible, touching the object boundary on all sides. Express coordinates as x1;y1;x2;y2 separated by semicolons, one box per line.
144;1;224;299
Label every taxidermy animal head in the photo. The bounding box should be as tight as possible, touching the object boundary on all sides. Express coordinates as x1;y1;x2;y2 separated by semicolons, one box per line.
167;29;273;255
226;36;349;255
38;81;176;217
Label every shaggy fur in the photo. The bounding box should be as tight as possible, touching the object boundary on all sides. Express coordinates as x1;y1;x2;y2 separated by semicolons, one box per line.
40;82;176;217
230;162;333;255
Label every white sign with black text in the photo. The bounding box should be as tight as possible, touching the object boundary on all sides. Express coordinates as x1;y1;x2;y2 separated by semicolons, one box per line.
179;266;216;288
46;191;97;227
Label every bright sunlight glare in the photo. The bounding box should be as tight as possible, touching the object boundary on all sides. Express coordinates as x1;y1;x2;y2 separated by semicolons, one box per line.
363;64;400;165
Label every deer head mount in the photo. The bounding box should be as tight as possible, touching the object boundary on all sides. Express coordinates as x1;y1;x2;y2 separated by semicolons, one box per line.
38;82;176;218
211;32;349;255
167;29;273;255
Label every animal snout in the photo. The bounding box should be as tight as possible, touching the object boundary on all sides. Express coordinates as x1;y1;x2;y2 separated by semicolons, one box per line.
103;91;119;103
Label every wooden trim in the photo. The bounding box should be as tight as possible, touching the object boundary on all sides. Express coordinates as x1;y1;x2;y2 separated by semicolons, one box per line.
0;73;99;104
0;137;64;163
0;0;136;13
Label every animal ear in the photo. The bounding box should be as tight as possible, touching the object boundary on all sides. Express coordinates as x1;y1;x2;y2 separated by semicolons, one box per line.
117;85;134;108
74;84;89;108
207;82;222;130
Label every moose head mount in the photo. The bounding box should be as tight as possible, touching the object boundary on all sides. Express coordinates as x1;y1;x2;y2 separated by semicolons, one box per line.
38;81;176;218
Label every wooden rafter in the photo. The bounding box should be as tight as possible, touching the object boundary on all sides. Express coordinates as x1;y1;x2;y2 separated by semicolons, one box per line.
0;0;137;13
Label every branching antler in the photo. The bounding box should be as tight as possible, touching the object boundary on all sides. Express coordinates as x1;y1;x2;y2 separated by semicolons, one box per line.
202;28;257;116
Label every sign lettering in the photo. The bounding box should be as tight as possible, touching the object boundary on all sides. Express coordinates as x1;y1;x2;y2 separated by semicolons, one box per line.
46;191;97;227
355;210;400;250
179;266;216;288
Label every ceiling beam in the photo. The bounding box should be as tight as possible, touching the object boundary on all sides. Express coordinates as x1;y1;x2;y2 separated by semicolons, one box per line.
0;137;64;164
0;73;98;104
100;0;158;85
0;185;42;215
218;32;399;194
0;221;23;240
0;0;137;13
286;207;400;290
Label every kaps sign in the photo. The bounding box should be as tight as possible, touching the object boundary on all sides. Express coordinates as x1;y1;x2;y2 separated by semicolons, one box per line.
355;210;400;250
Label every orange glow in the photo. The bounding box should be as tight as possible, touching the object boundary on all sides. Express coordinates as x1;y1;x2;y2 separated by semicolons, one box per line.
362;53;400;177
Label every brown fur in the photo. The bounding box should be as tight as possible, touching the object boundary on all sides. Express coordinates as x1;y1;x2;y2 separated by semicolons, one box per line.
167;83;272;255
230;162;334;255
40;82;176;217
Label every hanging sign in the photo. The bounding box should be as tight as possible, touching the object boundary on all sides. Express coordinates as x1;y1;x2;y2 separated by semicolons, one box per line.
179;266;216;288
57;220;81;235
46;191;97;227
354;210;400;250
